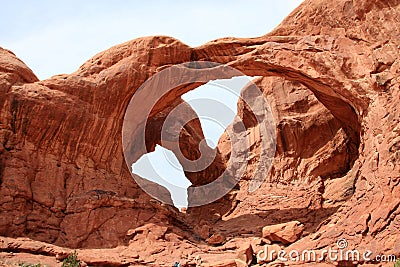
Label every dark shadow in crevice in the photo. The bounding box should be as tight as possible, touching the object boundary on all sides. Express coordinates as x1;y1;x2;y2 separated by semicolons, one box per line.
215;206;340;239
176;205;340;244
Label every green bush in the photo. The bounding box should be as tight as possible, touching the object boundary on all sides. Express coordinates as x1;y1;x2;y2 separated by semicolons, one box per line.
62;251;81;267
394;258;400;267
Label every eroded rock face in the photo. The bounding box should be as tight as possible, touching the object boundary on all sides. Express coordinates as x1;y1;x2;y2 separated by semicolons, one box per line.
0;40;191;248
0;0;399;265
219;76;354;185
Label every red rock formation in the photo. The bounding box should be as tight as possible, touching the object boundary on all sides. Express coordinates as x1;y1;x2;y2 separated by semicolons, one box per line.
0;0;399;266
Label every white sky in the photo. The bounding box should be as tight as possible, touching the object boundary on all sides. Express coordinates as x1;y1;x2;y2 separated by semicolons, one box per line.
2;0;303;208
182;76;254;148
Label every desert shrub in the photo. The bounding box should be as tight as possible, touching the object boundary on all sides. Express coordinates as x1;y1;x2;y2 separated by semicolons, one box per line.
62;251;81;267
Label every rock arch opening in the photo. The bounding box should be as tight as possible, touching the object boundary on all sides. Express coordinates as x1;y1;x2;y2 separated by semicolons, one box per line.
132;145;192;208
122;58;362;246
182;76;255;148
131;76;256;209
129;68;361;219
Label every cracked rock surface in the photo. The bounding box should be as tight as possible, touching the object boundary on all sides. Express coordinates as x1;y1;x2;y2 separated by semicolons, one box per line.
0;0;399;266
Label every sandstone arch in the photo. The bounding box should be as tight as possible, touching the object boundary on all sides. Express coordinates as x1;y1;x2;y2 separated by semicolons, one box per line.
0;0;399;265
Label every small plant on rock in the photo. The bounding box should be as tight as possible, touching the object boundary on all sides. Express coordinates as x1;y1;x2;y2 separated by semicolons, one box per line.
62;250;81;267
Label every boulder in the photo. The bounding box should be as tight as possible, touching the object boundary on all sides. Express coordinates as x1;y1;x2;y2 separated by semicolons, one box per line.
262;221;304;244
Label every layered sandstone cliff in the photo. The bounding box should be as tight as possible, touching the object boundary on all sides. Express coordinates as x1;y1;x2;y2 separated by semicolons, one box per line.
0;0;399;266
